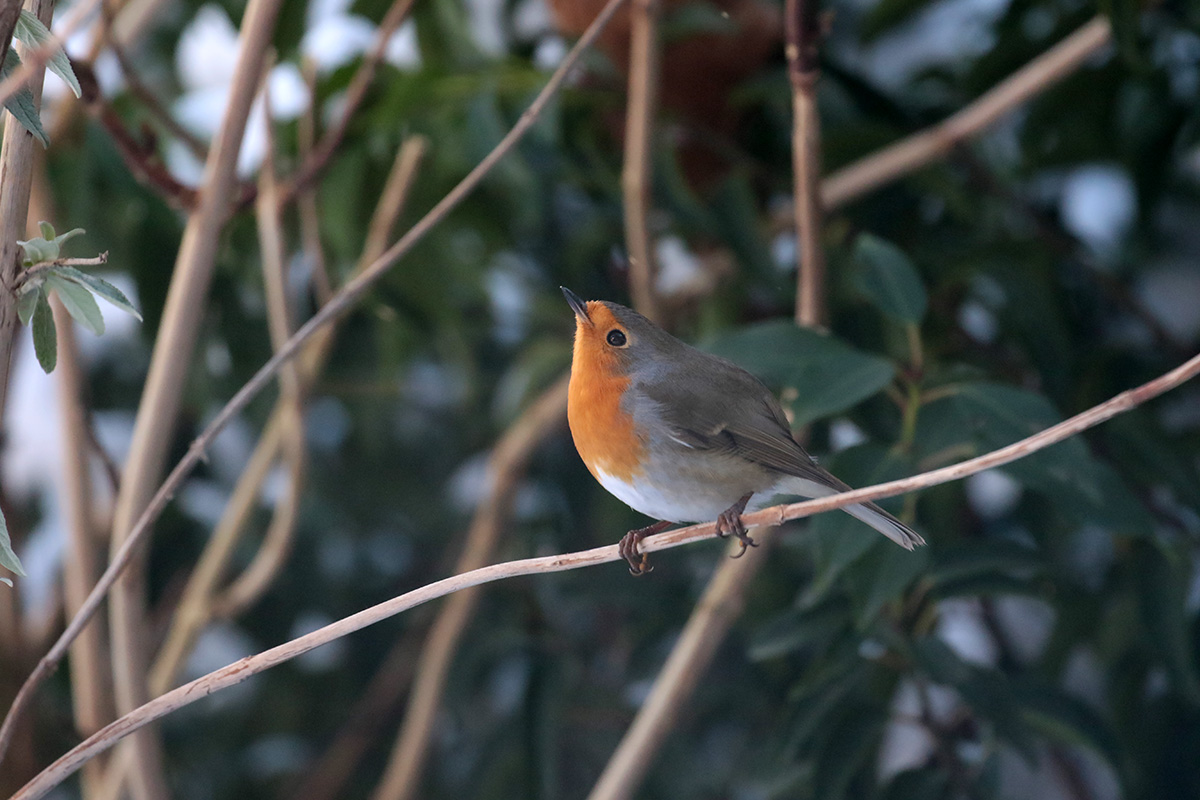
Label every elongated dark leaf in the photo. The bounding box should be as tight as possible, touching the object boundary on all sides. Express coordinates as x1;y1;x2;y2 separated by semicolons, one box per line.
703;321;895;426
31;288;56;373
853;234;927;324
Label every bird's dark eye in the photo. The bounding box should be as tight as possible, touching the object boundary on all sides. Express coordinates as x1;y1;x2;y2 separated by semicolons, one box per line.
606;329;627;347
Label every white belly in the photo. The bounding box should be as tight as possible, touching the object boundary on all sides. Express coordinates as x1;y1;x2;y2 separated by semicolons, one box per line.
594;467;834;524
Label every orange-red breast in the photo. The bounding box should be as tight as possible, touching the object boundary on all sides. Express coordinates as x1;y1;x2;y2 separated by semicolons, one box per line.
562;288;925;574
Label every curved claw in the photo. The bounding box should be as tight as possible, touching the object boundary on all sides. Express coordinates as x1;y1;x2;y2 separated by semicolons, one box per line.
716;493;756;558
618;521;671;576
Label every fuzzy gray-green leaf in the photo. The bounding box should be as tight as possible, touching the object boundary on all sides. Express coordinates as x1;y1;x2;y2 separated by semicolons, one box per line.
0;506;25;582
55;267;142;321
31;289;57;373
47;273;105;336
0;51;49;147
17;287;39;325
14;10;82;98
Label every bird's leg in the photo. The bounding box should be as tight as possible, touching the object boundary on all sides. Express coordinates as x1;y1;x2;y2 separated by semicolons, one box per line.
715;493;757;558
618;520;672;576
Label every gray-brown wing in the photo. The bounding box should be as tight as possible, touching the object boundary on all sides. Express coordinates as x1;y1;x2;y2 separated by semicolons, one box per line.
637;364;842;490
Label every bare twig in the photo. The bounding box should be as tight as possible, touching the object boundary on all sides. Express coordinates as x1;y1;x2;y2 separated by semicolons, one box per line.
587;532;778;800
291;628;424;800
370;377;569;800
263;0;417;212
150;135;427;695
0;0;630;760
621;0;661;322
297;60;331;305
821;16;1112;210
52;295;112;799
98;0;284;796
211;90;307;618
14;347;1200;800
786;0;825;327
17;253;110;288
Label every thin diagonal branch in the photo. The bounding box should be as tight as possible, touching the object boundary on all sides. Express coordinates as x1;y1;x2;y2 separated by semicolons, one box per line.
0;0;629;761
369;376;569;800
821;15;1112;210
14;347;1200;800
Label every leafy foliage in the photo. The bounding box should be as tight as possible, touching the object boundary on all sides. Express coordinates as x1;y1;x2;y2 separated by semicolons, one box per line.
6;0;1200;798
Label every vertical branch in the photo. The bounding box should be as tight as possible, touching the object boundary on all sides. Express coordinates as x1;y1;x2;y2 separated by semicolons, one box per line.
102;0;284;796
297;59;332;305
0;4;57;791
0;0;55;428
0;0;23;83
589;6;831;797
370;378;570;800
622;0;662;323
212;86;307;618
586;532;778;800
787;0;825;328
149;135;427;695
52;297;112;799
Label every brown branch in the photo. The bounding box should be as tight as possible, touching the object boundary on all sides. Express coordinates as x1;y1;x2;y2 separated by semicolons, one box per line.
291;628;424;800
369;376;570;800
0;0;56;440
621;0;662;322
210;93;307;619
17;253;110;288
97;1;284;797
242;0;417;214
821;15;1112;210
149;134;427;695
786;0;825;327
72;61;199;211
0;0;630;761
14;346;1200;800
296;60;331;305
586;531;778;800
52;295;113;799
0;0;23;83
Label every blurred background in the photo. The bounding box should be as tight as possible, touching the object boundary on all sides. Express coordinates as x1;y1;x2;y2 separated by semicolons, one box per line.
2;0;1200;798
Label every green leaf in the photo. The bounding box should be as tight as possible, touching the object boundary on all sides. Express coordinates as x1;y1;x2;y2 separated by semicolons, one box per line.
14;10;82;98
1010;679;1125;773
1098;0;1145;68
51;227;85;249
38;220;55;240
853;234;927;324
17;287;38;325
750;595;850;661
31;289;56;373
0;505;25;583
0;51;49;147
661;1;737;42
1134;542;1200;704
55;267;142;321
16;236;56;264
703;321;895;426
47;273;104;336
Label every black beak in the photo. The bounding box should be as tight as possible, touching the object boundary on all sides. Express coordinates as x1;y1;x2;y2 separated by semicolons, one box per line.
561;287;591;325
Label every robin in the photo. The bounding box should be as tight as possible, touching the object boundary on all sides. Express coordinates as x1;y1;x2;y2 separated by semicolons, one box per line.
562;288;925;574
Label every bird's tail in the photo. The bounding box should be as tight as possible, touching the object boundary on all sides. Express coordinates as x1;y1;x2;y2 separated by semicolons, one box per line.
775;477;926;551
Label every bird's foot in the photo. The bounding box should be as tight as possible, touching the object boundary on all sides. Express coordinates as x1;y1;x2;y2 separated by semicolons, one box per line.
618;520;672;575
715;494;756;558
